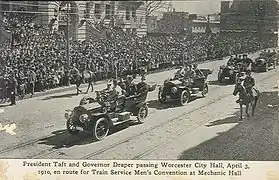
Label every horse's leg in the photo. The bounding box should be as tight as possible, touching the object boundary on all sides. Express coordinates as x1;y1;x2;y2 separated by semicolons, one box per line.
239;103;243;121
246;103;250;118
252;97;258;116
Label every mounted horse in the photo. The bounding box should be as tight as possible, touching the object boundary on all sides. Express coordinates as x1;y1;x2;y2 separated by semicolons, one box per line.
233;82;260;121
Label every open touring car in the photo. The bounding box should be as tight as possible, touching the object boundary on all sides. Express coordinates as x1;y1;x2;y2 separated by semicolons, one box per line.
158;68;212;106
65;82;156;141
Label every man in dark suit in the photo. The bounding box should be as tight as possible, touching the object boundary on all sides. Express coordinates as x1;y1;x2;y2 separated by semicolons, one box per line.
8;73;18;105
28;68;37;97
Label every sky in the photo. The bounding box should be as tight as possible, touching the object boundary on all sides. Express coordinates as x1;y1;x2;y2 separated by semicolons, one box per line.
153;0;225;17
172;0;223;15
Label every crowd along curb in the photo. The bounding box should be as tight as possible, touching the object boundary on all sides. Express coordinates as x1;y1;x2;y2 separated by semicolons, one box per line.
1;47;275;104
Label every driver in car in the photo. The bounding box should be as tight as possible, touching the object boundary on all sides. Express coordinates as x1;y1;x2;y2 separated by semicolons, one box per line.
106;79;120;111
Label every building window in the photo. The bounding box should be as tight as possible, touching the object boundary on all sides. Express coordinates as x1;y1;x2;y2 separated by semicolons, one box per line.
132;28;137;35
105;4;111;19
111;4;115;16
132;9;136;18
95;3;101;19
126;7;130;20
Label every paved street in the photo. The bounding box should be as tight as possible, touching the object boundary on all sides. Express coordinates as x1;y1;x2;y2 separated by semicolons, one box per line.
0;52;278;160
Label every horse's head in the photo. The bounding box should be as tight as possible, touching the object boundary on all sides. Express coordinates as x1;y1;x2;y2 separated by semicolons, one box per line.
233;82;244;96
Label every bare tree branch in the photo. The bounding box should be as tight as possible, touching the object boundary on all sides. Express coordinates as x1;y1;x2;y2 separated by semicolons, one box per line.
146;0;169;17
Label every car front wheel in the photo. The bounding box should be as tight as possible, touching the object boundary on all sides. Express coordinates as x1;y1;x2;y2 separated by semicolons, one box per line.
92;117;110;141
180;90;190;106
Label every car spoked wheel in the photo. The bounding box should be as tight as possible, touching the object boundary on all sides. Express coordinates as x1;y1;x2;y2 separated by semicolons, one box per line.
93;118;110;141
158;90;166;103
201;84;208;97
180;90;190;106
66;119;78;135
137;104;149;123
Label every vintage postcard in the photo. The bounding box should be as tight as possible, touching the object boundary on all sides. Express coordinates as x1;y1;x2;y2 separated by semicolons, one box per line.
0;0;279;179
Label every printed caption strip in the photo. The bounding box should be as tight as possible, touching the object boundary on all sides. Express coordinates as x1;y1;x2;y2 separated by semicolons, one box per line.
0;160;279;180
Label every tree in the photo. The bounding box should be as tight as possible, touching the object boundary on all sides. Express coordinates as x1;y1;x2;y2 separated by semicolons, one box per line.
146;0;170;17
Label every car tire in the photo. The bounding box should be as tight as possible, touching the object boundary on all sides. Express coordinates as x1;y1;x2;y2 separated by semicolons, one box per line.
158;90;166;103
180;90;190;106
137;104;148;123
92;117;110;141
66;119;79;135
201;83;208;97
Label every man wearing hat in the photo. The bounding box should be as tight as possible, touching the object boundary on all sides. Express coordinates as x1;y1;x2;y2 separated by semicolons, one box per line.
8;73;18;106
122;75;137;97
242;54;253;70
243;69;255;99
27;67;37;97
135;75;149;101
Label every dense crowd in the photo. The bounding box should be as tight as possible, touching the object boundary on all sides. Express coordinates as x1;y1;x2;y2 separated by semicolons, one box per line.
0;12;277;103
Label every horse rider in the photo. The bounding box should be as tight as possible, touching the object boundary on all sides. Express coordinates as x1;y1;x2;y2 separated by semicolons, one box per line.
72;65;82;95
243;69;255;100
235;76;243;103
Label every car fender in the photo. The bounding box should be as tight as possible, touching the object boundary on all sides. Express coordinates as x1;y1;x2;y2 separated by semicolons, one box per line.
135;101;147;108
90;113;113;127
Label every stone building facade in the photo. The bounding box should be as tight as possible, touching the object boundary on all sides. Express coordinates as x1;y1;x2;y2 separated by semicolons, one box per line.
1;1;147;41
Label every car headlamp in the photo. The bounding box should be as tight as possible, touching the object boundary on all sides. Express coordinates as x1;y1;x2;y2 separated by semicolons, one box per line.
171;87;178;94
79;114;89;123
64;111;72;120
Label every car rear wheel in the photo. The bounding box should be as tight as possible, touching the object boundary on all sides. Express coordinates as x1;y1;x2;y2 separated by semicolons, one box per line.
158;90;166;103
66;119;79;135
180;90;190;106
92;117;110;141
137;104;148;123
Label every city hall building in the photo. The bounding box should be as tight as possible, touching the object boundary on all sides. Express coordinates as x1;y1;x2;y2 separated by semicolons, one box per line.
0;1;147;41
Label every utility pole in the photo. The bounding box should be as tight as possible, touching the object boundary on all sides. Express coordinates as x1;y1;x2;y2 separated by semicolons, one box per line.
66;2;70;67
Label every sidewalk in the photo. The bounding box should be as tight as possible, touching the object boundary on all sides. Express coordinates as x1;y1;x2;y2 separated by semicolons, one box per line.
0;48;271;104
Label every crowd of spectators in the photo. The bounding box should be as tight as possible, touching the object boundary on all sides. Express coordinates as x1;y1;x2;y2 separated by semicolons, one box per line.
0;12;277;103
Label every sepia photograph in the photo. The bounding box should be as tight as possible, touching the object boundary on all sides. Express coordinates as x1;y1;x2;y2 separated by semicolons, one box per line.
0;0;278;161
